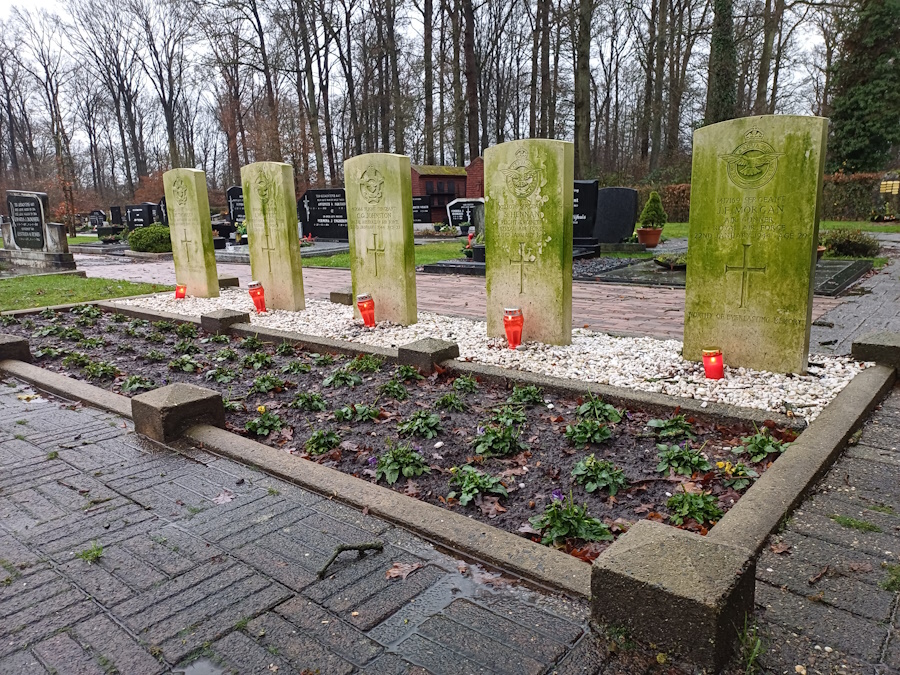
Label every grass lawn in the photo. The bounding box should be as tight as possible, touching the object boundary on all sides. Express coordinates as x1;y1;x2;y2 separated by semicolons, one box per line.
302;240;463;268
68;235;101;245
663;220;898;239
0;275;171;312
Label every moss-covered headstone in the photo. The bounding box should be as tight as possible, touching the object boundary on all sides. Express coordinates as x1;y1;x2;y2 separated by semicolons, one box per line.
241;162;305;311
162;169;219;298
684;115;828;374
484;139;573;345
344;153;417;325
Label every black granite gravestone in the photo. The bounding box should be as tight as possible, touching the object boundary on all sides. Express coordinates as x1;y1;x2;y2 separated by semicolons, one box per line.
412;195;432;224
6;191;47;250
227;185;245;224
88;210;106;228
446;198;484;235
595;188;639;244
158;197;168;226
297;189;348;240
573;180;599;246
110;206;123;225
125;203;154;229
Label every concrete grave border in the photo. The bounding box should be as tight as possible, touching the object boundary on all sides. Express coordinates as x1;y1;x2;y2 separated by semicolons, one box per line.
0;308;895;668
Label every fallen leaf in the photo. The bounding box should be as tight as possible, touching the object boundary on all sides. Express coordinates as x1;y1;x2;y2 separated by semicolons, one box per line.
404;480;421;498
845;562;873;573
647;512;666;522
517;521;541;535
477;495;507;518
770;542;792;555
385;562;423;580
498;465;527;478
633;504;654;515
212;489;235;505
339;440;360;452
808;565;829;585
351;611;359;617
456;561;469;574
470;568;516;586
361;506;369;516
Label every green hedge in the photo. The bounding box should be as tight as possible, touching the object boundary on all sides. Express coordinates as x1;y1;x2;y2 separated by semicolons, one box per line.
128;226;173;253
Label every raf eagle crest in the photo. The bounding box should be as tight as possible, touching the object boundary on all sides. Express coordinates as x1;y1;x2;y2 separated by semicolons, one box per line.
719;128;783;190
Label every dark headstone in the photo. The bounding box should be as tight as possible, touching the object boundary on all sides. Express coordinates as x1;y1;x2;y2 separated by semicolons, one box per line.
297;188;348;240
110;206;123;225
226;185;245;224
146;201;162;225
595;188;639;244
446;198;484;235
573;180;599;245
88;209;106;228
6;191;48;250
125;203;154;229
412;195;433;224
158;197;168;226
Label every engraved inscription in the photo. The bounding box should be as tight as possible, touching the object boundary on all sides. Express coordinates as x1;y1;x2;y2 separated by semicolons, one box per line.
719;128;783;189
366;232;386;277
725;243;766;308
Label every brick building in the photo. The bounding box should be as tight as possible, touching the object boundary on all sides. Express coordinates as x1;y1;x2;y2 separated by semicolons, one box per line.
409;159;485;223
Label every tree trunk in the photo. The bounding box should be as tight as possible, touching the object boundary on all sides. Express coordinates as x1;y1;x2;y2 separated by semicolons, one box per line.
538;0;551;137
573;0;592;178
452;0;464;164
705;0;737;124
424;0;435;164
648;0;668;172
385;0;404;153
463;0;478;161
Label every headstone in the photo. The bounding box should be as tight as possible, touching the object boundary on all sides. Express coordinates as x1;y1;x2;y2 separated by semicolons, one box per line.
110;206;123;225
572;180;599;244
297;189;348;240
595;187;639;243
88;210;106;228
241;161;305;311
684;115;828;374
226;185;245;224
484;139;573;345
412;195;433;224
163;168;220;298
125;203;153;229
157;197;169;226
344;153;417;325
5;191;49;250
146;201;163;225
446;198;484;235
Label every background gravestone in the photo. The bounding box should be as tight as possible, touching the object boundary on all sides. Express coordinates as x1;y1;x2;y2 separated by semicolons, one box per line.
446;198;484;236
684;115;828;374
595;187;639;243
572;180;599;245
163;168;219;298
1;190;74;270
158;197;169;226
226;185;245;224
88;210;106;228
484;139;573;345
125;203;153;229
241;162;305;311
297;189;348;240
110;206;123;225
412;196;433;224
344;153;417;325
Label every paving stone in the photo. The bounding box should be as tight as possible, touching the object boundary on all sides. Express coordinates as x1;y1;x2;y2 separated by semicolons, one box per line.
120;526;218;577
246;612;355;675
0;530;45;570
846;443;900;470
393;633;496;675
885;632;900;670
756;620;878;675
230;543;317;593
310;498;392;535
38;505;159;559
59;556;135;606
85;542;169;592
301;539;399;601
0;438;44;464
0;571;70;620
255;528;354;577
0;650;49;673
72;613;166;675
216;504;312;550
275;596;383;665
356;653;431;675
177;492;284;538
32;631;106;675
858;419;900;452
0;599;97;659
547;633;610;675
477;593;586;644
210;630;301;675
789;509;900;560
366;576;459;646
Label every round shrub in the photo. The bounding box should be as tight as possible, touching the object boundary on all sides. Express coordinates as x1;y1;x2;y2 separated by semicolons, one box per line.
128;226;173;253
821;229;880;258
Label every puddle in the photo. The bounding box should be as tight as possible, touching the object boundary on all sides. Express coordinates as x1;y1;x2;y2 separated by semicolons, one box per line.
173;658;227;675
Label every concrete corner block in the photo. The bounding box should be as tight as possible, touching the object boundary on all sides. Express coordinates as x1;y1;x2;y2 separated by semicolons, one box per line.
398;338;460;375
218;275;240;288
0;334;32;363
200;309;251;334
852;332;900;370
330;288;354;306
591;519;755;669
132;383;225;443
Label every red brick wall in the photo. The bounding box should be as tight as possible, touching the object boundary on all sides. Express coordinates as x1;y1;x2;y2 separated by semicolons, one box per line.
410;170;426;196
466;158;484;198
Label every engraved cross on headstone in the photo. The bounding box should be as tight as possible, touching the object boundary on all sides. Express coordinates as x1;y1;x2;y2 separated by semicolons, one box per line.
725;243;767;308
302;195;311;220
179;229;192;264
510;242;535;294
261;228;277;274
366;232;385;277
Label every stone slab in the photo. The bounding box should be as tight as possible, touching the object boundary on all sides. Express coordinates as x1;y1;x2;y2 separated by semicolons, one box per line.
218;275;240;288
330;287;354;305
397;338;459;375
132;383;225;443
852;331;900;370
163;168;219;298
0;334;31;362
200;310;251;334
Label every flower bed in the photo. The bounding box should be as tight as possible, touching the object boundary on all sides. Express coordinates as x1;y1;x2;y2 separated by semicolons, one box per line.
1;306;804;563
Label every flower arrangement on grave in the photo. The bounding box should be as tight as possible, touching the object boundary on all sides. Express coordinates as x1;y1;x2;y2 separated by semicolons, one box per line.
299;233;316;247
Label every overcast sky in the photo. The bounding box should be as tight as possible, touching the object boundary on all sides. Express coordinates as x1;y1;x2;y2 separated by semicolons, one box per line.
1;0;65;21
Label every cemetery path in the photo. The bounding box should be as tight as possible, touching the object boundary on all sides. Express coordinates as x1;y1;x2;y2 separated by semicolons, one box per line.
76;255;844;343
0;378;694;675
754;383;900;674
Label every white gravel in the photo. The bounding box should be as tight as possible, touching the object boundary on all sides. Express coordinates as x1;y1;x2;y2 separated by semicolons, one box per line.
119;289;868;422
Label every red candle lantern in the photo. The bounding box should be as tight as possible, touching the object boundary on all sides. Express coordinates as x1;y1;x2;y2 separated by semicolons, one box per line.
503;308;524;349
174;284;187;299
248;281;267;313
702;348;724;379
357;293;376;327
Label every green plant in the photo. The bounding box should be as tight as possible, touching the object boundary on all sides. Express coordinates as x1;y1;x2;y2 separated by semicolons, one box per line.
716;461;758;490
215;348;238;362
881;563;900;592
473;422;529;457
62;352;91;368
396;364;424;382
375;440;430;484
152;320;175;332
144;349;167;362
0;315;19;326
528;493;613;546
168;355;203;372
435;392;466;412
239;335;265;350
145;331;166;343
377;378;409;401
205;366;236;384
305;429;341;454
310;353;335;366
656;443;711;476
274;341;295;356
323;368;362;388
647;414;694;440
223;398;243;412
739;616;766;674
666;490;723;526
565;418;613;447
71;304;101;318
821;228;881;258
242;351;273;370
47;450;59;460
175;323;198;339
507;384;545;406
129;319;149;329
245;408;284;436
571;455;628;495
60;327;85;341
74;315;97;327
737;429;789;463
281;360;311;375
76;541;104;563
128;225;172;253
638;191;667;229
22;319;34;329
39;308;57;320
490;405;527;427
110;312;127;323
121;375;155;393
35;346;66;359
249;374;288;394
397;411;442;439
347;354;383;373
104;324;120;333
829;514;882;532
334;403;379;422
116;344;134;353
174;339;200;354
33;324;63;337
202;333;230;344
123;326;139;337
290;392;327;411
83;361;119;380
453;375;478;393
576;393;623;423
448;465;508;505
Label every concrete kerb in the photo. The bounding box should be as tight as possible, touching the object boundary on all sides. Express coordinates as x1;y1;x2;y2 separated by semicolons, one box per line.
852;331;900;371
132;383;225;443
227;323;399;361
0;335;32;363
0;292;166;318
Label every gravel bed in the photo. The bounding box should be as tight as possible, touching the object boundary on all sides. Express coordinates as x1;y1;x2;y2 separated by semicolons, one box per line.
118;289;868;422
572;257;643;277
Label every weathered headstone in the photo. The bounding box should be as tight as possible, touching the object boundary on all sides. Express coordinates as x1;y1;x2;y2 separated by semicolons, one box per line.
297;189;348;240
163;168;219;298
684;115;828;374
484;139;573;345
241;162;305;311
344;153;417;325
572;180;599;244
1;190;74;269
226;185;245;224
596;187;639;244
446;198;485;236
412;195;433;224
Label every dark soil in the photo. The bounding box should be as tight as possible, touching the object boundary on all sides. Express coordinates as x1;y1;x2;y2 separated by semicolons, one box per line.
572;257;644;278
1;307;795;563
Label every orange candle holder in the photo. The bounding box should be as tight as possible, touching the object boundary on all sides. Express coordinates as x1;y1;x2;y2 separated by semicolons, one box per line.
702;348;724;379
357;293;376;327
248;281;267;313
503;308;524;349
174;284;187;299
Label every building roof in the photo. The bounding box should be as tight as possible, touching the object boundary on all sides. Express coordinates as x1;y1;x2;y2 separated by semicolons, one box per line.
411;164;468;177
